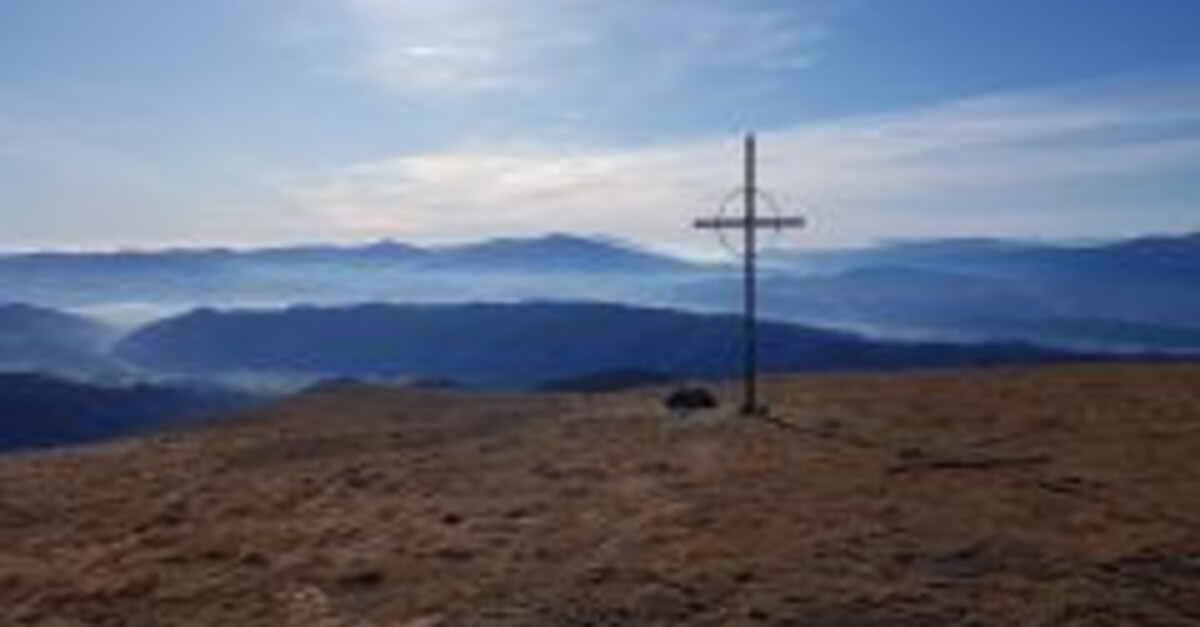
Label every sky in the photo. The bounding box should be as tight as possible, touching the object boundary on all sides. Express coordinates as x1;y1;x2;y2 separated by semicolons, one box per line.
1;0;1199;252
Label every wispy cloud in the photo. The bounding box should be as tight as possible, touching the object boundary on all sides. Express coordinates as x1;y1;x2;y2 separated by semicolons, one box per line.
279;74;1200;248
293;0;834;96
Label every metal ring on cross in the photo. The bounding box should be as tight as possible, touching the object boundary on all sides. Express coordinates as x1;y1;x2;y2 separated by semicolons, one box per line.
711;187;794;257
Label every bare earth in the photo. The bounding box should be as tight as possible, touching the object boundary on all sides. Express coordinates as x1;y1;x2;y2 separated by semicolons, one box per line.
2;364;1199;626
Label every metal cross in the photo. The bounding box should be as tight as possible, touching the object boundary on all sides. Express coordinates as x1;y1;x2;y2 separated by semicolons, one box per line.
694;133;807;416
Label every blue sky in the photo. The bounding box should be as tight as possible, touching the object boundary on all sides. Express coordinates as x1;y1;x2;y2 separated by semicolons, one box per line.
1;0;1199;250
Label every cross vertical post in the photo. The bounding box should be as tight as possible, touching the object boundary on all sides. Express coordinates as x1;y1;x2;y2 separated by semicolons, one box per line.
742;133;759;415
693;133;807;417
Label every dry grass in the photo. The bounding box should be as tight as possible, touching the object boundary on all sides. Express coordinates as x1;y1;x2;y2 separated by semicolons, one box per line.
2;364;1199;626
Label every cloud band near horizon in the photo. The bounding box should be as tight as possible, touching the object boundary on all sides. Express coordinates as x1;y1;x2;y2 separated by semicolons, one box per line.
277;73;1200;251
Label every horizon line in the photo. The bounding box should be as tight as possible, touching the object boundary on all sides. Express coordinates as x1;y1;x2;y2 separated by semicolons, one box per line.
0;227;1196;258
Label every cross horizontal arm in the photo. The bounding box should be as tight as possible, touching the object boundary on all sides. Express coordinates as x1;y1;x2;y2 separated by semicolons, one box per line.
694;216;807;230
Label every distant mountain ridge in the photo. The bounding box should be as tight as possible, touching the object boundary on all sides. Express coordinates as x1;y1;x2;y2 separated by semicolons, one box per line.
693;231;1200;351
0;233;689;275
116;302;1089;389
415;234;690;273
6;230;1195;275
3;230;1199;350
0;234;697;323
777;232;1200;273
0;304;122;379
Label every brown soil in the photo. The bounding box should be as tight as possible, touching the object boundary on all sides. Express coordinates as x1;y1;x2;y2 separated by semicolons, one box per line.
2;364;1199;626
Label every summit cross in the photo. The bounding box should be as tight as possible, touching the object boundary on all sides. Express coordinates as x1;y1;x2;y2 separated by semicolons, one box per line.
694;133;807;415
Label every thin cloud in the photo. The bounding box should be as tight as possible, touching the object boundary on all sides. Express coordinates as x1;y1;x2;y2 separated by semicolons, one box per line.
299;0;835;96
279;75;1200;247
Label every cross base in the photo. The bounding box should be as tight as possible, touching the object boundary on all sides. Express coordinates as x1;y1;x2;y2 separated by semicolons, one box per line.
740;402;769;417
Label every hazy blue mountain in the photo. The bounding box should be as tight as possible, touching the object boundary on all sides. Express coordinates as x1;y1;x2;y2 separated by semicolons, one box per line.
116;302;1085;389
241;240;427;265
787;238;1054;274
696;232;1200;350
0;304;123;379
416;234;691;273
3;231;1199;352
0;250;249;315
680;266;1048;325
0;235;696;323
780;233;1200;279
0;372;252;452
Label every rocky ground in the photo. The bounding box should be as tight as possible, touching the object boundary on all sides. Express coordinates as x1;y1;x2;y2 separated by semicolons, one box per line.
1;364;1199;626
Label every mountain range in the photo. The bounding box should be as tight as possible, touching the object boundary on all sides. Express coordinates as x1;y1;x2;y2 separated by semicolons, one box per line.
0;234;695;325
115;302;1086;389
3;231;1199;353
0;304;123;379
3;297;1101;451
2;231;1198;451
685;232;1200;351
